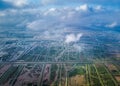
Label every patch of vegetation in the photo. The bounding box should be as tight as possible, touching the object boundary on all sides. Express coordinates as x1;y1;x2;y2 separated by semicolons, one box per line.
69;66;85;77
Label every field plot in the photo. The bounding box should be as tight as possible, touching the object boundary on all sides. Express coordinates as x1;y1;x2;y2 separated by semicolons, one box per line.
109;63;120;85
95;64;118;86
0;65;23;86
0;63;120;86
87;64;102;86
13;64;43;86
68;64;87;86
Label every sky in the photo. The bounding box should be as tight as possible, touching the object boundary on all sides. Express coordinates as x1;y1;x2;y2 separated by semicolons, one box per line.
0;0;120;44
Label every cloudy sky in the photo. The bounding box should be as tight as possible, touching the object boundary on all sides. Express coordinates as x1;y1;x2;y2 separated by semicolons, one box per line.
0;0;120;43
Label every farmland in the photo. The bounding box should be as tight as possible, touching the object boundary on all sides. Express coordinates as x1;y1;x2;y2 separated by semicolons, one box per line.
0;26;119;86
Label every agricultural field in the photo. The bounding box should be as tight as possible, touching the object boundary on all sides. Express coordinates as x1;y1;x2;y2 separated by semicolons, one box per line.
0;63;119;86
0;28;119;86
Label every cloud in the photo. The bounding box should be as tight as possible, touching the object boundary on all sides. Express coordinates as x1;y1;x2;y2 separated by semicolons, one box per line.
0;4;119;29
25;7;81;30
0;12;6;16
3;0;28;7
76;4;105;12
73;44;83;52
95;5;102;10
106;22;117;28
0;3;119;43
0;1;120;53
25;6;119;42
41;0;56;5
27;20;42;31
65;33;83;44
76;4;89;11
44;8;58;16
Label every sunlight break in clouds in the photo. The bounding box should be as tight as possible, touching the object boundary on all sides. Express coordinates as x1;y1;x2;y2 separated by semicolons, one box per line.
65;33;83;44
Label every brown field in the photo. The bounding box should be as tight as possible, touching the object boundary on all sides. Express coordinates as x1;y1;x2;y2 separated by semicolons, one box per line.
68;75;86;86
14;66;40;86
61;78;66;86
106;64;117;71
115;75;120;82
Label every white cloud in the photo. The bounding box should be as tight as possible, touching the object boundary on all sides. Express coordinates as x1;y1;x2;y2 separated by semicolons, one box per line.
76;4;104;12
73;44;83;52
3;0;28;7
25;6;116;42
44;8;58;16
76;4;89;11
106;22;117;28
65;33;83;44
27;20;42;31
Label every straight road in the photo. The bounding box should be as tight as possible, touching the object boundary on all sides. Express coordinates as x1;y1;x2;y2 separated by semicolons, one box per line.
0;61;119;64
